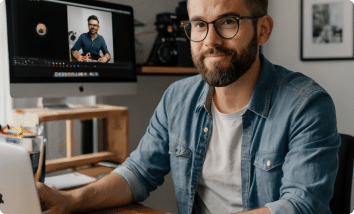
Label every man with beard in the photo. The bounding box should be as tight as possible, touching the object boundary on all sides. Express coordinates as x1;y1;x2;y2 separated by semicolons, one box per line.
71;15;110;63
36;0;340;214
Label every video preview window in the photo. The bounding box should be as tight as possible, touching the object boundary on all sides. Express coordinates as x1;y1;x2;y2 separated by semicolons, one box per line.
12;0;132;64
68;6;114;63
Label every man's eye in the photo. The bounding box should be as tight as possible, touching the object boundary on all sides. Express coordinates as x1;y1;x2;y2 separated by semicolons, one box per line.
193;21;207;28
222;18;236;25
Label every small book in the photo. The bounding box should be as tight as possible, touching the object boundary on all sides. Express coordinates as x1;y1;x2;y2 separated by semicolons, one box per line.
44;172;97;190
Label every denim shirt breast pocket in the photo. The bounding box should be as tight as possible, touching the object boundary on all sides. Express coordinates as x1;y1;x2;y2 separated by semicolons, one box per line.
253;149;286;204
169;140;192;190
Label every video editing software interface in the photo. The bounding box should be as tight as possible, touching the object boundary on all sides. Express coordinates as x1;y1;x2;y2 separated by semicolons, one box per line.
7;0;136;83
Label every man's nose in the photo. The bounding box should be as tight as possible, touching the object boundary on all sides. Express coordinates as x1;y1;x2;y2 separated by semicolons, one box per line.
203;24;223;48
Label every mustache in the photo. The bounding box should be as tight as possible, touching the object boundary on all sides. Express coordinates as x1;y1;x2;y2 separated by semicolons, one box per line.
200;47;236;58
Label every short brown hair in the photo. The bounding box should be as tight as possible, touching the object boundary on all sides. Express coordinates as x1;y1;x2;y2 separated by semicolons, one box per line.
88;15;99;24
187;0;268;16
244;0;268;16
244;0;268;26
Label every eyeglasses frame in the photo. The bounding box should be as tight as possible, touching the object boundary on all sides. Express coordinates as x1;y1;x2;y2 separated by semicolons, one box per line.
88;24;99;28
181;15;264;42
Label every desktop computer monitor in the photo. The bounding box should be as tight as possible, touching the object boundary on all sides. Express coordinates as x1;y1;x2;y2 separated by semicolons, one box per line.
5;0;137;106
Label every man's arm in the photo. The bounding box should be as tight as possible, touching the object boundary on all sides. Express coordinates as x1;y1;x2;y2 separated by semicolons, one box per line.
98;53;110;63
72;50;87;62
98;37;110;63
37;173;133;214
264;89;340;213
71;35;86;62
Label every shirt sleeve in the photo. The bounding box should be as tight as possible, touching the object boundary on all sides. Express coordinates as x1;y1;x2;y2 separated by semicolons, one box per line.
71;34;83;51
111;85;172;202
266;89;340;214
100;37;110;55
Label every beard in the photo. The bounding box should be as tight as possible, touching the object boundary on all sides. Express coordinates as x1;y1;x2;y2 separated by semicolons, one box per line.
192;30;259;87
89;29;96;35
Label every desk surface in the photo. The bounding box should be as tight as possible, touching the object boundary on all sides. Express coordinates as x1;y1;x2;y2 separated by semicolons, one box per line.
85;203;169;214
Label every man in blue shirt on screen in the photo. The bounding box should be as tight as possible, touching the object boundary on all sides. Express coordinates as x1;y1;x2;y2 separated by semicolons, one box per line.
37;0;340;213
71;15;111;63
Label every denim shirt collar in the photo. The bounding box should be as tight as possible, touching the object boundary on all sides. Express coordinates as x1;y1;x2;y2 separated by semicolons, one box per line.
200;53;276;118
86;32;102;39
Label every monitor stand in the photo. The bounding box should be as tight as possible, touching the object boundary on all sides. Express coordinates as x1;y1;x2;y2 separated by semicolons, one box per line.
40;97;97;110
41;98;73;110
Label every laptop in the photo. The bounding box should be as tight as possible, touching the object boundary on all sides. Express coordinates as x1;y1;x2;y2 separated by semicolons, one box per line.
0;141;42;214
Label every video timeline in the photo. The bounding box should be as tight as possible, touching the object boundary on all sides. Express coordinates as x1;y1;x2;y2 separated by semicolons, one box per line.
54;72;99;78
13;57;132;70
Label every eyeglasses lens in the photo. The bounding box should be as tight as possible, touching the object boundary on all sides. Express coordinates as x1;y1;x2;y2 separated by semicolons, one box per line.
184;17;239;42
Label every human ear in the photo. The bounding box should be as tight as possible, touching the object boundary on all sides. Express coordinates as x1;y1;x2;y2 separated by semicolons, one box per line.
257;15;274;46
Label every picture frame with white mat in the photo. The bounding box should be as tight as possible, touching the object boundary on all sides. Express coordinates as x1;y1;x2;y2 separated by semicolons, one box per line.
301;0;354;60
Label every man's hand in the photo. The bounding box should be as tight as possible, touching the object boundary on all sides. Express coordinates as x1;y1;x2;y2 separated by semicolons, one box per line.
36;182;73;214
72;50;91;62
78;55;89;62
98;56;108;63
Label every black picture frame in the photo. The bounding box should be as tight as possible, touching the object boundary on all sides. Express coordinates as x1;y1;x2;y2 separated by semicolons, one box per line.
301;0;354;61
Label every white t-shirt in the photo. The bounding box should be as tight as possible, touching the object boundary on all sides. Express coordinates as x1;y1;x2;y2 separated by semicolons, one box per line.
196;100;248;214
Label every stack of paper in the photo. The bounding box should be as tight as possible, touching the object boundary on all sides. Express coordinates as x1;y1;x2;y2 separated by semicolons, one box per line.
44;172;97;190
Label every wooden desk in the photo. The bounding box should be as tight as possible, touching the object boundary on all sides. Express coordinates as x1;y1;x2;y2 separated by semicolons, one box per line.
85;203;170;214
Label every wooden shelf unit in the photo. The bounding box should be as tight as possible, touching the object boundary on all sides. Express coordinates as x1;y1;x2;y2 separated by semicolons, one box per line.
13;104;129;173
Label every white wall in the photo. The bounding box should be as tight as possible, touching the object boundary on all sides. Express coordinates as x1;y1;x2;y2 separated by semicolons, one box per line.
0;1;12;124
262;0;354;211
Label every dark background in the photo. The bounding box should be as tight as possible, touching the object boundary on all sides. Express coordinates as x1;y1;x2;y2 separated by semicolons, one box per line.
15;1;69;60
112;13;132;62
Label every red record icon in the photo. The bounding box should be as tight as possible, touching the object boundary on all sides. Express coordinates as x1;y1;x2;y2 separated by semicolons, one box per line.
36;23;47;37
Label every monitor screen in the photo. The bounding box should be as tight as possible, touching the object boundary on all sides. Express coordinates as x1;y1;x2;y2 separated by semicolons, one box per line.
5;0;137;99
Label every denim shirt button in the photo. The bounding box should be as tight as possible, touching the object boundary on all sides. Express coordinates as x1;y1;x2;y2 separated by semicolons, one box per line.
267;160;271;167
204;127;209;133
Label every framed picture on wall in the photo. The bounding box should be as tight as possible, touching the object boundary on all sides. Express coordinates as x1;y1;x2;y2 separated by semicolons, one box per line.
301;0;354;61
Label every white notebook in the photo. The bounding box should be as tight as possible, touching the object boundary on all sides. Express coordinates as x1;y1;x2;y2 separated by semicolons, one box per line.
45;172;97;190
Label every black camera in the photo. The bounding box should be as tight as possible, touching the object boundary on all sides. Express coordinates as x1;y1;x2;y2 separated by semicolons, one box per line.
145;1;193;67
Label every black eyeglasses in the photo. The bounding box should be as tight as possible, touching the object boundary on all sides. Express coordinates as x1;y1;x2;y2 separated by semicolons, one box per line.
181;15;264;42
88;24;99;28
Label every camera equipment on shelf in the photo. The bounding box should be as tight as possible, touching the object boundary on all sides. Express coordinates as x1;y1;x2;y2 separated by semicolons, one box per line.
145;1;194;67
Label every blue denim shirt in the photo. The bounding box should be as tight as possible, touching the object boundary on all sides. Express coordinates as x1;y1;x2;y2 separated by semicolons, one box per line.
71;32;109;56
113;54;340;214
